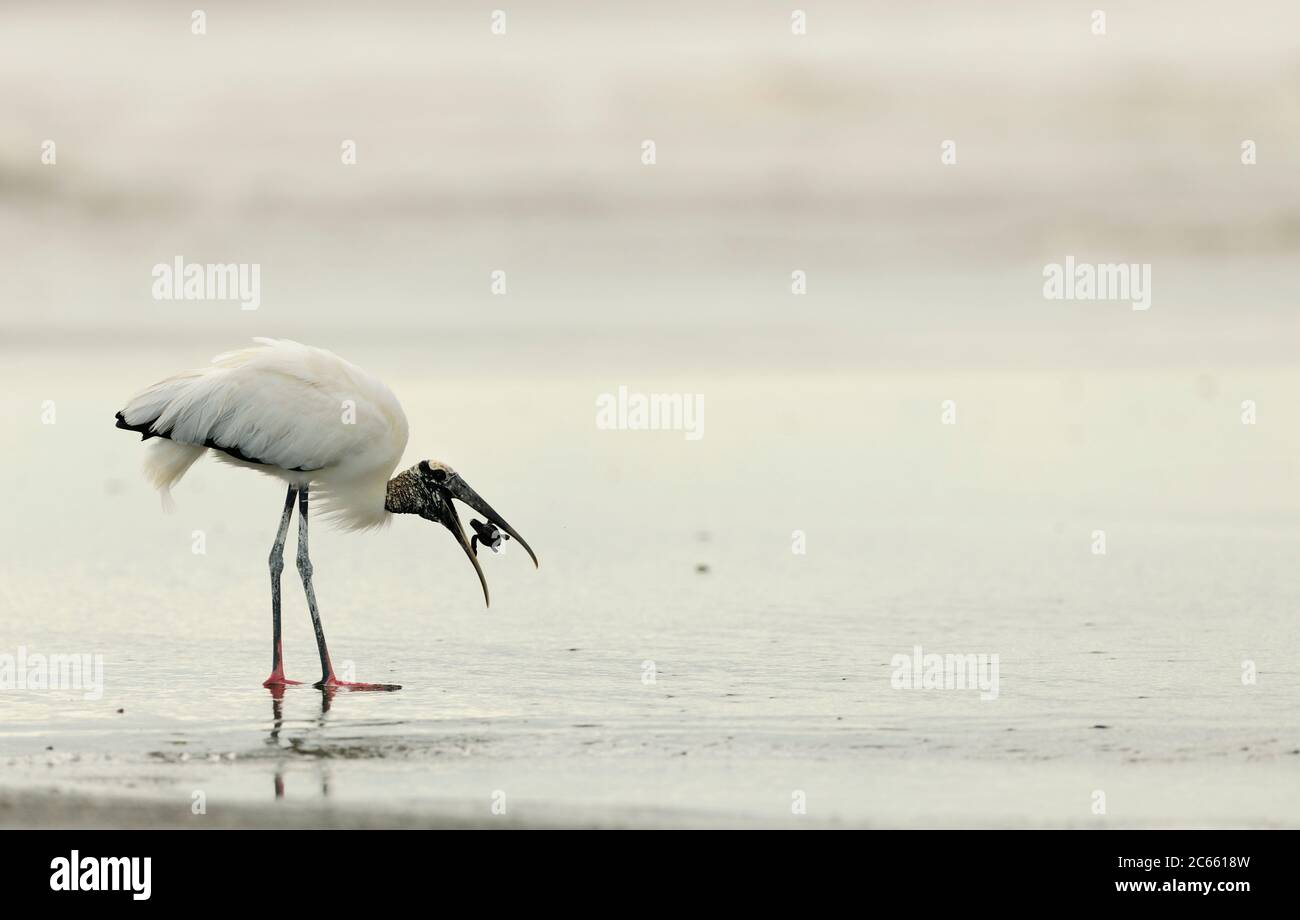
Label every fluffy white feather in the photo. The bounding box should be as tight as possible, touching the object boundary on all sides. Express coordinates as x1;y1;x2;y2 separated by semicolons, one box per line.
120;338;410;529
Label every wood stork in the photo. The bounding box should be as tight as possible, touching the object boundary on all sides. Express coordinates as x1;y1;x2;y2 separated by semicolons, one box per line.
114;338;537;691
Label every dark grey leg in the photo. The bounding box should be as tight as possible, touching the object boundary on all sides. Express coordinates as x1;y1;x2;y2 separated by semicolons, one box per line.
262;485;298;686
296;485;400;692
296;486;337;685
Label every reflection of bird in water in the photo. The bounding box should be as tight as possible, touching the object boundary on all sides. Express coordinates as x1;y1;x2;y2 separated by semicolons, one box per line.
267;688;286;743
267;684;338;801
115;339;538;691
271;764;332;800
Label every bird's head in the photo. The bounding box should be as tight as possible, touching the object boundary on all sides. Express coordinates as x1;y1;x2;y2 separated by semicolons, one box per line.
385;460;537;607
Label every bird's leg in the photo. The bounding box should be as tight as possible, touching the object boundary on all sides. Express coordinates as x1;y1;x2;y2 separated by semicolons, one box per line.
296;487;333;683
262;486;301;688
296;486;400;692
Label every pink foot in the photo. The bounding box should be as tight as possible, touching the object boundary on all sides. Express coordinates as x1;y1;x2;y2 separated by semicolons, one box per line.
315;676;402;692
262;672;303;688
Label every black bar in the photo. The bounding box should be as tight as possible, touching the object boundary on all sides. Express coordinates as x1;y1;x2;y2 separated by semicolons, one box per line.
4;830;1285;907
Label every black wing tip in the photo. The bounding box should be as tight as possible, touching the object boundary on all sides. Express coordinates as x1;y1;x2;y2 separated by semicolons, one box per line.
115;411;158;441
114;410;316;470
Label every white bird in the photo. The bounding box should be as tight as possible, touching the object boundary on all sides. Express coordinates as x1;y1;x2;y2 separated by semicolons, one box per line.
115;338;537;691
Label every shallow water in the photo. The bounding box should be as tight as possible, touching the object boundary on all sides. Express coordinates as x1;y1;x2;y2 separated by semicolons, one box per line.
3;0;1300;827
2;352;1299;826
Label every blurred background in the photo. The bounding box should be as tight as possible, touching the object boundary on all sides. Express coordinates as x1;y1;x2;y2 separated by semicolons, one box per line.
4;1;1300;359
1;1;1298;826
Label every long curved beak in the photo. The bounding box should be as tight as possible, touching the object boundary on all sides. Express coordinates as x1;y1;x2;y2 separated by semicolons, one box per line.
433;496;492;607
444;473;539;569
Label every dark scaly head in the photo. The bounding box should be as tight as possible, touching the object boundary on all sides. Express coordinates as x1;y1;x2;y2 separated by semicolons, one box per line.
384;460;537;607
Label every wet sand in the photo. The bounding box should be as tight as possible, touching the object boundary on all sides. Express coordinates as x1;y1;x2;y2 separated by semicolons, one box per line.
3;356;1299;828
3;1;1300;828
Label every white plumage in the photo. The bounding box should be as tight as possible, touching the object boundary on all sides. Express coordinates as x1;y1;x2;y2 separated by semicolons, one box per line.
118;338;409;530
118;339;536;689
